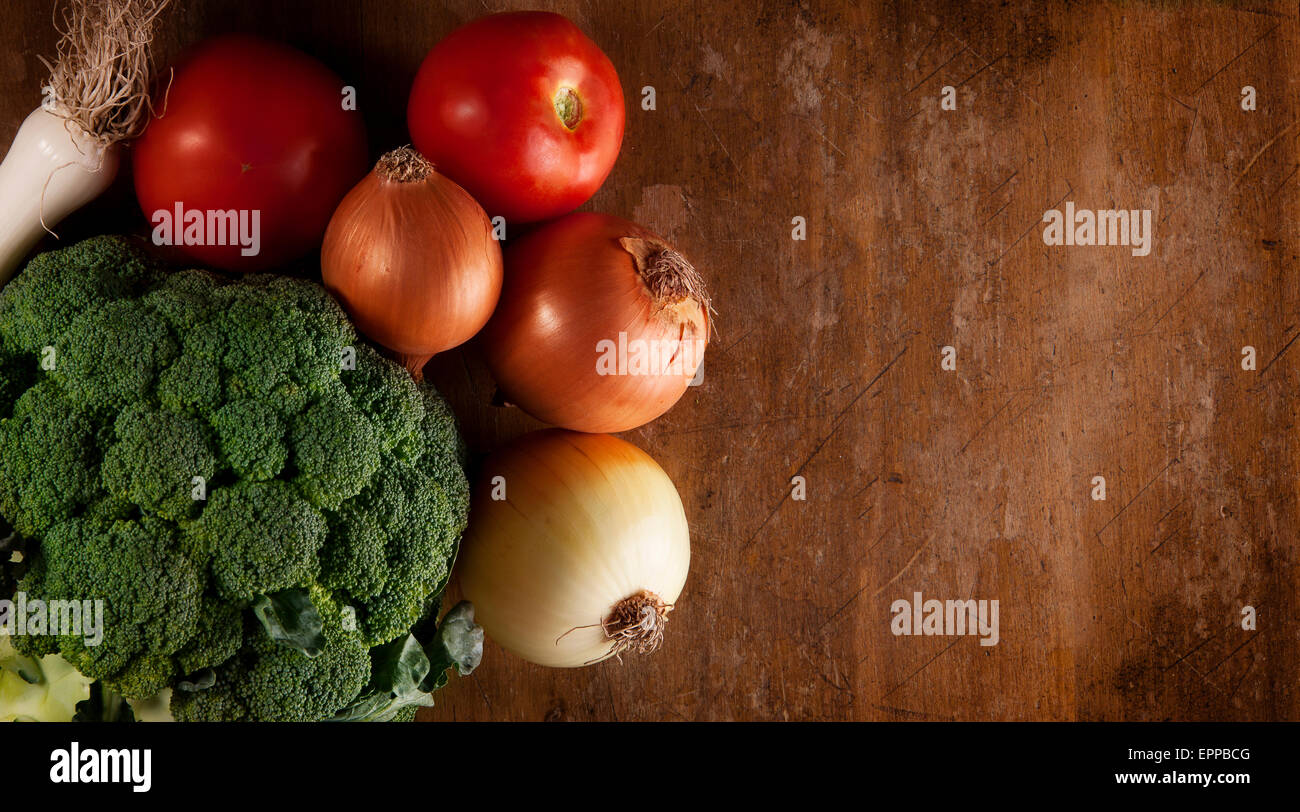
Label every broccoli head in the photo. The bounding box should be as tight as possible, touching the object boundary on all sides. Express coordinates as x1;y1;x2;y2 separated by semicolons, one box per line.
0;237;472;721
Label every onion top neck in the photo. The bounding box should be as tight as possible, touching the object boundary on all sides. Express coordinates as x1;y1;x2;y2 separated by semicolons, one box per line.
620;236;714;338
375;146;435;183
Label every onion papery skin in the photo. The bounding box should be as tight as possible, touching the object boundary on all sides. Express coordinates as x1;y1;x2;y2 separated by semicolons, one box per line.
482;213;710;433
457;430;690;668
321;150;503;379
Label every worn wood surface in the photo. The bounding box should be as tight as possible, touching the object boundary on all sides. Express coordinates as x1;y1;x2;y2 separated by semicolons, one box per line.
2;0;1297;721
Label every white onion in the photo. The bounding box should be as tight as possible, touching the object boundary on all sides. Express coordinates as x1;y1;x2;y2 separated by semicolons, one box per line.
458;430;690;668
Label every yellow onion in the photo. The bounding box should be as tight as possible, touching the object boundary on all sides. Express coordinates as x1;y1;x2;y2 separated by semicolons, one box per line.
321;146;502;380
481;213;711;432
457;430;690;667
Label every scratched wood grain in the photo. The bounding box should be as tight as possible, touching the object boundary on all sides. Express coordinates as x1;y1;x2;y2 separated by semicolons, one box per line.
1;0;1295;721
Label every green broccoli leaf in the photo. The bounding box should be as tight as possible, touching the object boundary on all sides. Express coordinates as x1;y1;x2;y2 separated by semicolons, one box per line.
176;669;216;692
330;634;435;722
253;589;325;658
421;601;484;692
330;601;482;722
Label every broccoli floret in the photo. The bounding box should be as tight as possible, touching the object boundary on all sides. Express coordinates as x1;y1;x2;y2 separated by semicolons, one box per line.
209;399;288;481
175;596;243;675
52;298;179;411
15;515;203;699
157;350;223;415
82;494;138;524
321;458;464;646
343;343;423;453
321;502;389;602
323;387;469;646
262;275;356;385
171;589;370;722
215;297;301;400
157;321;226;415
101;404;217;521
0;347;37;419
193;481;327;603
0;382;104;536
0;236;161;353
212;279;350;410
409;387;471;510
143;269;222;332
290;390;381;510
0;237;473;721
359;463;459;644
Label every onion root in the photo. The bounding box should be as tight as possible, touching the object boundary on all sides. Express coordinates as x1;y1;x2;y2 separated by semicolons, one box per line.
601;589;673;661
42;0;172;148
375;145;434;183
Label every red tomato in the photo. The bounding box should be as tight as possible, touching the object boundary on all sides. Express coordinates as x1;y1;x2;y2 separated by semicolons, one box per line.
407;12;625;224
133;35;368;272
